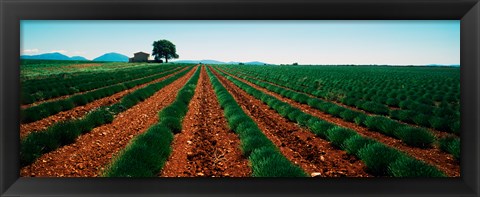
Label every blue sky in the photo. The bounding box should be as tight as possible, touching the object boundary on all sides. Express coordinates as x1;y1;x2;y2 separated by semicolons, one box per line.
21;20;460;65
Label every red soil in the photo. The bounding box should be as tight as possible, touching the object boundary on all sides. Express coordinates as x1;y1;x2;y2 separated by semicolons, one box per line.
211;67;371;177
20;67;197;177
160;66;251;177
20;67;188;139
217;68;460;177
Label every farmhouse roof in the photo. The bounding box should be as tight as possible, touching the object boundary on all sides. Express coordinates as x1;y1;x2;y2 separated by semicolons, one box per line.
134;51;150;55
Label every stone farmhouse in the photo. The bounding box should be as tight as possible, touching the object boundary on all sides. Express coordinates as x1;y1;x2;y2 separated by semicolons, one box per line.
128;52;149;63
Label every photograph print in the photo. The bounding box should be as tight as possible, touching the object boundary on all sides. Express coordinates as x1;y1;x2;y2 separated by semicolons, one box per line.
19;20;460;178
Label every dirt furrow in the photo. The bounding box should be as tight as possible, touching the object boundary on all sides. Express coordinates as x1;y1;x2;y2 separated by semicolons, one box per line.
21;67;181;109
160;66;250;177
20;67;189;139
226;69;455;139
211;68;370;177
217;68;460;177
20;67;197;177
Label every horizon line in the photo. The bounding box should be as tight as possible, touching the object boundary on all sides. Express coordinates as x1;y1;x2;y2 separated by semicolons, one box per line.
20;51;461;66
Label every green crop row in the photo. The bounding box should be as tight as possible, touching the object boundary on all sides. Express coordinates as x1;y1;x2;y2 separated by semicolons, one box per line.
207;67;306;177
389;109;459;134
212;67;445;177
227;67;459;152
21;66;186;123
226;65;459;110
223;66;460;134
21;62;175;87
21;65;181;105
439;136;460;161
217;68;437;149
20;59;96;68
341;94;459;133
240;67;460;152
20;107;114;166
20;67;193;167
106;67;193;114
22;63;161;92
343;94;459;134
104;66;201;177
235;67;459;134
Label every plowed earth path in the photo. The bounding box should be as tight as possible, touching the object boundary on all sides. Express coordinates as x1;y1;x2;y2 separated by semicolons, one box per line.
160;66;251;177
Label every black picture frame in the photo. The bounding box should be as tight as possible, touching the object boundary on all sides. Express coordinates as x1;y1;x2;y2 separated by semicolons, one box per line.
1;0;479;196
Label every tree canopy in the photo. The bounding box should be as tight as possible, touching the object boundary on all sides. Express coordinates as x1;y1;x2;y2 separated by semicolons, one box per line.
152;40;179;63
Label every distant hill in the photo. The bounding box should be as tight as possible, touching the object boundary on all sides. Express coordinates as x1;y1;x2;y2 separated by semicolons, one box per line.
245;61;268;65
172;60;197;64
174;59;269;65
70;56;89;61
93;52;129;62
226;61;241;64
20;52;88;61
